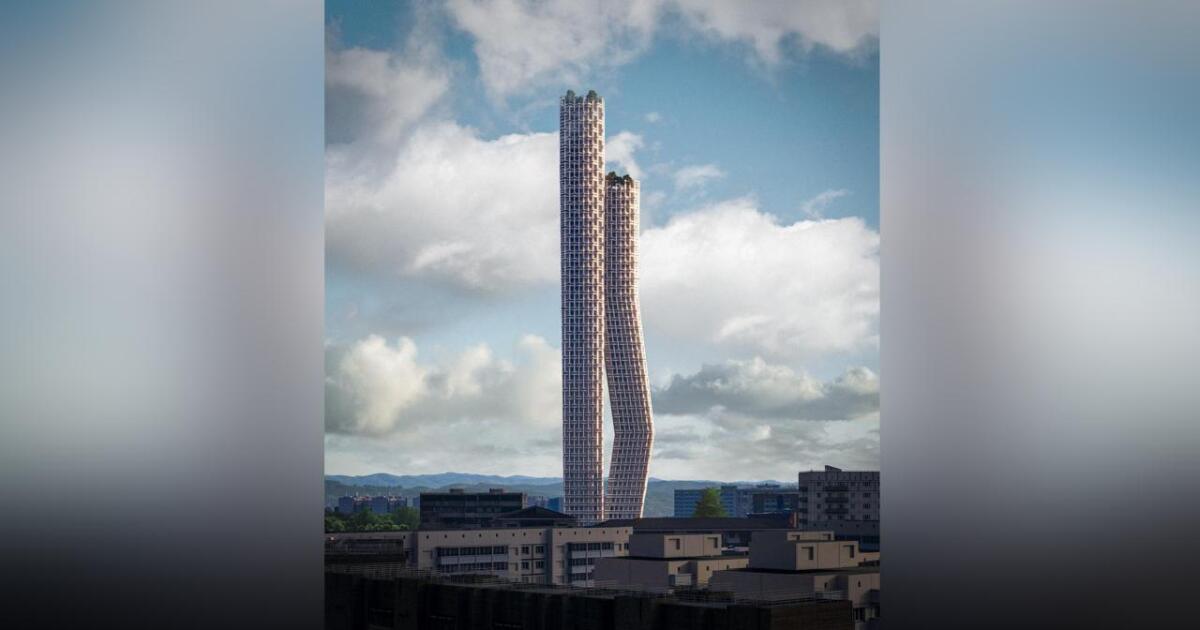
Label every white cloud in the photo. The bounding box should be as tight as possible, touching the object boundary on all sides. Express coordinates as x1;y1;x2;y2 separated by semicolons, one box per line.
672;163;725;191
325;122;560;292
640;198;879;360
325;44;449;147
654;359;878;420
650;410;879;480
445;0;877;99
326;334;561;437
644;111;663;123
446;0;660;99
605;131;645;179
672;0;878;64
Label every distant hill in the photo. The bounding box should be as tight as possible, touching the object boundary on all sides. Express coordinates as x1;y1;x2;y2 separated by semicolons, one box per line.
326;472;562;488
325;473;793;518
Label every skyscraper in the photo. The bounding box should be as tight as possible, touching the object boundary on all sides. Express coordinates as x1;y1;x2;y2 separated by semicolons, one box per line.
603;171;654;520
560;90;654;524
560;89;606;524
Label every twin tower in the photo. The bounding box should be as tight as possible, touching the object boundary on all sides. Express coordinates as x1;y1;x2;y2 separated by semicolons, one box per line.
559;89;654;525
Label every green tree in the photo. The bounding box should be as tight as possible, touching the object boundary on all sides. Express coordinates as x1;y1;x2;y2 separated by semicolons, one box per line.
691;488;728;518
390;506;420;531
324;514;346;533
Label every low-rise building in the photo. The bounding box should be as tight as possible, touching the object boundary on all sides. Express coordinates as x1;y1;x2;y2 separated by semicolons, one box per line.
593;532;749;593
326;524;633;587
709;530;880;629
419;488;525;529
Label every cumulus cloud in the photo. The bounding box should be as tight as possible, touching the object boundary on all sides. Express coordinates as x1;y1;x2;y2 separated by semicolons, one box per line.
650;410;879;480
672;0;878;63
654;358;878;420
672;163;725;191
326;122;560;292
446;0;660;99
326;13;450;149
639;198;879;360
325;334;561;436
644;111;662;123
445;0;877;99
606;131;645;179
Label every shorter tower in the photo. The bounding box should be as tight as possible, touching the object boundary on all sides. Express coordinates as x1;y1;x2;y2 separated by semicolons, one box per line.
603;172;654;520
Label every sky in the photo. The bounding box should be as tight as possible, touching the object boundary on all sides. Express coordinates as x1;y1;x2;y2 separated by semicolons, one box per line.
324;0;880;481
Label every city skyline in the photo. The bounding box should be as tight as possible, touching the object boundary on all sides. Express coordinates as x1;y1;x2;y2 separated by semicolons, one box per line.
324;0;880;481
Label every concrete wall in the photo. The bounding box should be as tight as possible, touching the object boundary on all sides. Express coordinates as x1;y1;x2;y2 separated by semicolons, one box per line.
749;532;861;571
628;532;721;558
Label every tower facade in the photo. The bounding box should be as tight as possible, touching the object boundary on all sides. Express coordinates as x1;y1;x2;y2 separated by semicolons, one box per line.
560;90;606;524
603;172;655;520
560;90;654;524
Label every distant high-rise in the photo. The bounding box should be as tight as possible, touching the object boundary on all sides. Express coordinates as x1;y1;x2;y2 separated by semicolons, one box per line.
560;90;654;524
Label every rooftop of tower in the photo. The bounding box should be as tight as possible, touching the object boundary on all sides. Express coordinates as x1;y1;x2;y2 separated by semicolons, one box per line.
563;89;601;104
606;171;635;184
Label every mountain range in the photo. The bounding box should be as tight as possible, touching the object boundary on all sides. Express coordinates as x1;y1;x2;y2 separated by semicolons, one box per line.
325;472;794;518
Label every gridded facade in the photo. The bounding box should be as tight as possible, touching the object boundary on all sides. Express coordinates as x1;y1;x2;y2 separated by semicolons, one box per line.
798;466;880;523
560;90;606;524
603;173;654;520
560;90;654;524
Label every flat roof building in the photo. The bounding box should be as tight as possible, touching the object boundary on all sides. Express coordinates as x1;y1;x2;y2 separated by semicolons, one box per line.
419;488;525;529
593;532;749;593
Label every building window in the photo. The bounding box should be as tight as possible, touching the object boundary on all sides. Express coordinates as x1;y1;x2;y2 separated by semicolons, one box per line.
521;546;530;555
801;546;814;561
521;561;529;570
535;561;544;569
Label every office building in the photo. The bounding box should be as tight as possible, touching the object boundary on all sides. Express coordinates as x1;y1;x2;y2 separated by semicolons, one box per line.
560;90;654;524
547;496;562;512
599;516;799;550
593;532;749;593
419;488;525;529
326;524;633;587
798;466;879;524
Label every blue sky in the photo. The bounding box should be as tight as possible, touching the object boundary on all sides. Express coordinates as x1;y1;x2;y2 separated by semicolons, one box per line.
324;0;879;480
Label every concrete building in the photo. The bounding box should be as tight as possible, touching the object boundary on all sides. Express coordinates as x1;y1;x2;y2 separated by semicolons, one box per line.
798;465;879;525
709;531;880;629
599;516;799;550
560;90;654;524
527;495;549;508
325;571;855;630
492;506;576;528
326;524;633;587
593;532;749;593
419;488;525;529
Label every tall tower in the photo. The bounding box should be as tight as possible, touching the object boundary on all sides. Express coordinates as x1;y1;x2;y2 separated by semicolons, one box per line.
559;89;606;524
603;172;655;520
